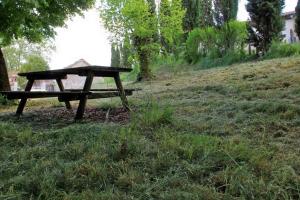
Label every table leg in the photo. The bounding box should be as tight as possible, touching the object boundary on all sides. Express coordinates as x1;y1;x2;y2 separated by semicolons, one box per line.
114;73;130;111
75;73;94;120
16;79;34;115
56;79;72;110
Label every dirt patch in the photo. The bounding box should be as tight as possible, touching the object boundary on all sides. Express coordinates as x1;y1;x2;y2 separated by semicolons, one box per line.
0;106;130;125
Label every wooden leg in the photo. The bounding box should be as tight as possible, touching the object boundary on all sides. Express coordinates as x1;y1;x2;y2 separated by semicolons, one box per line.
16;79;34;115
114;73;130;111
75;73;94;120
56;79;72;109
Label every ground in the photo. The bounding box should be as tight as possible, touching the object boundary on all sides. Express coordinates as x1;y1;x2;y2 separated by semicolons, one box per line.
1;56;300;199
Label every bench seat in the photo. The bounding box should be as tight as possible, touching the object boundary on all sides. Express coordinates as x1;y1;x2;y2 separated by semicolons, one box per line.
58;90;136;102
0;91;91;100
0;89;138;101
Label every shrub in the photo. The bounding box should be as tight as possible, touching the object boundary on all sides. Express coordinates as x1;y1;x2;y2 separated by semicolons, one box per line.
185;20;248;64
264;41;300;59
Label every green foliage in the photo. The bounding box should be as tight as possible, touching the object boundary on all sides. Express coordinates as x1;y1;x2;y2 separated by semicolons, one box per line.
18;55;49;89
120;36;134;68
0;94;8;105
110;43;121;68
100;0;185;80
213;0;239;26
186;20;248;64
0;0;94;91
0;0;94;46
100;0;159;80
159;0;185;54
133;100;174;129
182;0;214;34
295;0;300;38
264;41;300;59
246;0;285;54
2;39;54;71
197;51;254;69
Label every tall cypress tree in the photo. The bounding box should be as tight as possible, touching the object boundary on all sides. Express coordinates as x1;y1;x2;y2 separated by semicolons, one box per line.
110;44;121;68
247;0;284;54
182;0;213;34
295;0;300;39
159;0;172;53
197;0;214;27
120;36;132;68
213;0;239;26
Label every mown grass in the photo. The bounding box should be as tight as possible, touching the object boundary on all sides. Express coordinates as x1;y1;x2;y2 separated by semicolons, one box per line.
1;56;300;199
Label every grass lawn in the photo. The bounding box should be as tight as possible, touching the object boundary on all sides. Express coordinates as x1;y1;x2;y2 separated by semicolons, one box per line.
1;56;300;199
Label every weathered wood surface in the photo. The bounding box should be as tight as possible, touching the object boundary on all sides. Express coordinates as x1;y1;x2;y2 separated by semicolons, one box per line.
3;66;136;120
75;72;94;120
18;66;132;79
0;91;91;100
16;79;34;115
56;79;72;109
65;88;141;92
58;90;133;102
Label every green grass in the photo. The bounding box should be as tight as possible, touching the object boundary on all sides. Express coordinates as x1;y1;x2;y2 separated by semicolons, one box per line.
1;56;300;199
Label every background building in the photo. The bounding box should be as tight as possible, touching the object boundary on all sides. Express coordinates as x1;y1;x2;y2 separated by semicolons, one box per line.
282;11;299;43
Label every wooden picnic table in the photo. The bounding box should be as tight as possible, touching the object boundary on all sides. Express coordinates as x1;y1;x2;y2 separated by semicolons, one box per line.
0;66;135;120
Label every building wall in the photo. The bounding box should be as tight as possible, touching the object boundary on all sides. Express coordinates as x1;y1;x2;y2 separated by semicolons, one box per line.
282;17;299;43
62;59;104;90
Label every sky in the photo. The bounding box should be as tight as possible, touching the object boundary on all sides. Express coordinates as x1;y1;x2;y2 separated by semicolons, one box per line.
49;0;298;69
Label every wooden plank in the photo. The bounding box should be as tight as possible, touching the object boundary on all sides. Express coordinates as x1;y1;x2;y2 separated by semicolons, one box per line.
114;73;130;111
58;90;133;102
0;91;91;100
16;79;34;115
56;79;72;109
65;88;141;92
75;72;94;120
18;66;132;79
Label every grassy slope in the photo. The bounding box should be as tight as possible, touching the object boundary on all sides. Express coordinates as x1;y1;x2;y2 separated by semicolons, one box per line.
1;56;300;199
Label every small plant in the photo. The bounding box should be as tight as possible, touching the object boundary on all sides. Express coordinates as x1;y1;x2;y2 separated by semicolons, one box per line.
0;94;8;105
133;100;174;129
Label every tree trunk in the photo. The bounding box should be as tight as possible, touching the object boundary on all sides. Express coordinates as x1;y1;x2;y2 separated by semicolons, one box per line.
0;48;11;91
137;49;152;81
133;36;152;81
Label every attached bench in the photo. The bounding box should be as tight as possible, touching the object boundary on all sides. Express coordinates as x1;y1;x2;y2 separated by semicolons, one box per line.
0;91;91;100
0;66;137;120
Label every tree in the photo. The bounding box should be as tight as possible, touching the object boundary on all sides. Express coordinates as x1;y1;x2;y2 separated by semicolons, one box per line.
214;0;239;26
0;0;94;91
100;0;184;81
120;36;133;68
18;55;49;89
182;0;213;34
3;39;55;71
110;43;121;68
295;0;300;38
246;0;284;54
159;0;185;54
182;0;198;33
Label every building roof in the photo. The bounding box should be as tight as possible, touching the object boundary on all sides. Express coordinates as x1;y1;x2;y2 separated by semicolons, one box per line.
65;59;91;69
282;11;296;19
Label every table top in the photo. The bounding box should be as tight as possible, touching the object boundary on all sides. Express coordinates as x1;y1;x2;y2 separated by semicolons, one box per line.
18;66;133;79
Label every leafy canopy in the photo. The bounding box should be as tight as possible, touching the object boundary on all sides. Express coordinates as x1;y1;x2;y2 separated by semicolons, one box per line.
0;0;94;47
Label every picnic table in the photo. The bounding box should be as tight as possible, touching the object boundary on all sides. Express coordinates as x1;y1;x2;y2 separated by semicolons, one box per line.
0;66;136;120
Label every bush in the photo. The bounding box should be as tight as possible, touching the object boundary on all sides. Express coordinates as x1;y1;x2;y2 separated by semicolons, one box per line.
185;20;248;64
264;42;300;59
